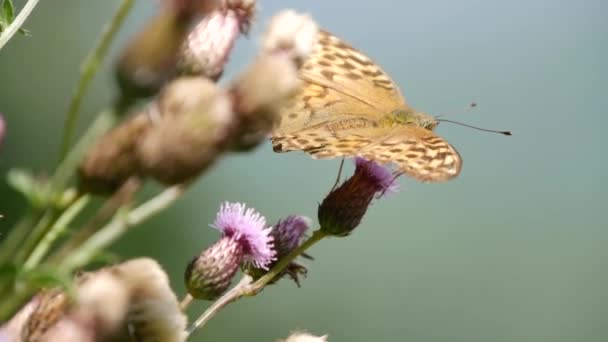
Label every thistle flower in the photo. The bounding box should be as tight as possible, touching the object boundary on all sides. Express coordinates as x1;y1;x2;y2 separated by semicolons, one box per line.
319;158;398;236
178;0;256;79
248;215;311;285
136;77;233;185
185;202;275;299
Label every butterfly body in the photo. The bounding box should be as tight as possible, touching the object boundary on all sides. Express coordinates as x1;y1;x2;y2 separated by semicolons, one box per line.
271;30;462;182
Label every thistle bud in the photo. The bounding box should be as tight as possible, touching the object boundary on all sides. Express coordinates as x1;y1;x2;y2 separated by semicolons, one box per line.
178;0;256;79
185;202;275;300
248;215;311;286
136;77;233;185
22;289;69;341
78;114;150;194
319;158;398;236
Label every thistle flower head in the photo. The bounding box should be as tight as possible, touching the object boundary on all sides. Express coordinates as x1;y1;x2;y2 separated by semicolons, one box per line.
319;158;399;236
271;215;311;258
262;10;318;66
211;202;275;269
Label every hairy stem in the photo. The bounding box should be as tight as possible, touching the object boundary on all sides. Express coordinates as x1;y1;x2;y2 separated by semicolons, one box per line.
58;0;135;161
0;0;40;50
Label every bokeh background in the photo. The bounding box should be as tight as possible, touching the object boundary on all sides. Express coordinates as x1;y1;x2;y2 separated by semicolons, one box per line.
1;0;607;341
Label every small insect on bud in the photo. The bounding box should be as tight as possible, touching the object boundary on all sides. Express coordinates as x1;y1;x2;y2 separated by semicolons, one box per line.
115;5;195;105
319;158;399;236
247;215;311;286
136;77;233;185
177;0;256;79
261;10;319;67
78;114;150;194
185;202;275;300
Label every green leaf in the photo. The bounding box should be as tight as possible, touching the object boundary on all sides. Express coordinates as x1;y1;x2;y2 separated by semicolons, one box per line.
0;0;15;32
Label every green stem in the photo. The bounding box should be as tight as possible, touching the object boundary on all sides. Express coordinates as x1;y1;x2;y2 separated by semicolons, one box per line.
23;195;90;270
0;0;40;50
188;230;328;335
187;275;253;336
13;211;56;265
0;209;39;265
60;185;185;272
58;0;135;161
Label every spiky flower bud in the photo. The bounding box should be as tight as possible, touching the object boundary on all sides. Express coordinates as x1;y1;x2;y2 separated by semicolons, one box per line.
185;202;275;300
136;77;233;185
319;158;398;236
78;114;149;194
247;215;311;285
185;236;243;300
178;0;256;79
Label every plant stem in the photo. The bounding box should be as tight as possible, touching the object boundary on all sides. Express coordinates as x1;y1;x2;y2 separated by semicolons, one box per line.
60;185;186;272
23;195;90;270
180;293;194;311
188;230;328;335
0;0;40;50
58;0;135;161
13;211;56;264
187;275;253;336
0;209;39;265
246;230;328;295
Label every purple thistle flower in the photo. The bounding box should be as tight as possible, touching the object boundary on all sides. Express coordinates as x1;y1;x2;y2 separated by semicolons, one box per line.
0;114;5;149
318;158;400;236
211;202;275;270
271;215;311;258
354;157;399;196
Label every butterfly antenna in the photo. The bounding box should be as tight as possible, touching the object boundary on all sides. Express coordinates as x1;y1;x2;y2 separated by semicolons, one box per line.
435;102;477;119
437;119;512;135
331;158;346;191
378;171;403;198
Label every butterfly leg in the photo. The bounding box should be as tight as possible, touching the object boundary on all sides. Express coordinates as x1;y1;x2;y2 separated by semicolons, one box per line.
330;158;346;191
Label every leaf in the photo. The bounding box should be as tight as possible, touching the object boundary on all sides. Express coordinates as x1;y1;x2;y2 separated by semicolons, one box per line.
0;0;15;32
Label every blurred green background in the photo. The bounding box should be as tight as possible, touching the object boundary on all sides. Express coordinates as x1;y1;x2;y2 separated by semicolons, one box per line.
1;0;607;341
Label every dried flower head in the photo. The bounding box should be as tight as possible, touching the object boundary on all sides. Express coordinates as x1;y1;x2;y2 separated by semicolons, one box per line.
78;114;150;194
319;158;399;236
178;0;256;79
137;77;233;185
186;202;275;299
279;331;329;342
111;258;187;342
262;10;319;66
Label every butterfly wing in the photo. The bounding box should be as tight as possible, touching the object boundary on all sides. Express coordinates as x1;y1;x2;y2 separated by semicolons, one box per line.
359;126;462;182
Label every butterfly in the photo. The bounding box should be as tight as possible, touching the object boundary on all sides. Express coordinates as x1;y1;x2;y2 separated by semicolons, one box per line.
271;30;462;182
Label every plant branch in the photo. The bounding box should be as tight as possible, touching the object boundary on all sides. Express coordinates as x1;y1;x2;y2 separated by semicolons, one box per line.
0;0;40;50
58;0;135;161
60;185;186;272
